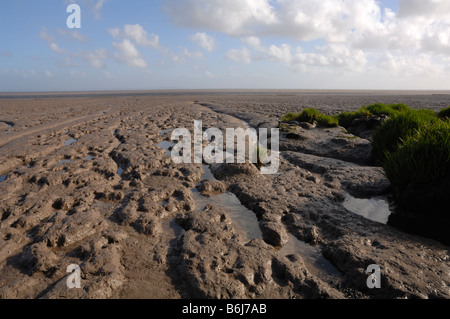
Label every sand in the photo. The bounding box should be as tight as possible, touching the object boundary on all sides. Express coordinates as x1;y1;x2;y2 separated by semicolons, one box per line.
0;91;449;299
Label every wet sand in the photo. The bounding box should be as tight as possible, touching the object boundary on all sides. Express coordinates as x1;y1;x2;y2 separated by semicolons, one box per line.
0;91;449;299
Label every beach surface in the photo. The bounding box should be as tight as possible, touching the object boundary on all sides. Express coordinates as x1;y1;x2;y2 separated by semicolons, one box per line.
0;90;449;299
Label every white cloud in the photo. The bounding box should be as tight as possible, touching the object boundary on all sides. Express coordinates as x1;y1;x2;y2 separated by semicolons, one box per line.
108;24;163;68
49;43;67;54
293;44;367;73
374;52;444;77
57;29;89;42
123;24;160;48
109;24;160;49
226;48;252;64
171;48;204;63
232;37;367;73
205;71;215;78
78;49;108;69
164;0;450;81
112;39;148;68
164;0;450;55
397;0;450;20
92;0;107;19
163;0;277;36
39;29;55;43
190;32;216;52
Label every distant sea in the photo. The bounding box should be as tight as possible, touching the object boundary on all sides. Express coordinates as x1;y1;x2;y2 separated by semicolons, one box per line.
1;89;450;100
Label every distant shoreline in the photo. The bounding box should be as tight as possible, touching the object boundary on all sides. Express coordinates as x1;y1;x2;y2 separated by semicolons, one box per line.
1;89;450;100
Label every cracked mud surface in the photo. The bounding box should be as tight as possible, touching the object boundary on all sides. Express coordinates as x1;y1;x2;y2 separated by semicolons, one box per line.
0;91;449;299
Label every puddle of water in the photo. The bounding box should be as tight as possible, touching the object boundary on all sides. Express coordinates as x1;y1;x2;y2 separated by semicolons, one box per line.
157;141;175;157
278;234;340;279
84;155;95;161
195;165;338;279
192;188;263;241
162;218;185;239
65;138;77;146
117;166;124;177
157;126;337;279
57;159;72;166
193;165;263;241
0;174;7;182
159;128;173;136
1;121;14;128
343;194;392;224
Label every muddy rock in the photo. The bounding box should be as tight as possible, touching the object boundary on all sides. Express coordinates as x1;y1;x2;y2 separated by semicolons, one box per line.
280;125;373;165
176;204;338;299
322;234;450;298
1;93;448;300
282;151;391;197
12;242;59;275
347;115;389;140
197;180;227;197
43;209;108;248
260;221;289;247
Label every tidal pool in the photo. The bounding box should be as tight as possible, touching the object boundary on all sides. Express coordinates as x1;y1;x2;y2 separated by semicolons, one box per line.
343;194;392;224
65;138;77;146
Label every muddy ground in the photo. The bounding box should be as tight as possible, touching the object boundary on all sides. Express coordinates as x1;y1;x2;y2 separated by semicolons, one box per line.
0;91;449;299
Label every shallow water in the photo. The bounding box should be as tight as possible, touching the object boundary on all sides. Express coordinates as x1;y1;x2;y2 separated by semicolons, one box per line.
159;128;173;136
56;159;72;166
157;141;174;157
157;127;339;279
277;234;340;279
0;174;7;182
65;138;77;146
192;170;263;241
196;165;339;279
343;194;392;224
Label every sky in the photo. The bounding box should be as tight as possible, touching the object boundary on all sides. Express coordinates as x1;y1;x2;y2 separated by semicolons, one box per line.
1;0;450;92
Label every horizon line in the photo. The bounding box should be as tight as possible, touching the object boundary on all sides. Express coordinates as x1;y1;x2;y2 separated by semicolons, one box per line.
2;88;450;95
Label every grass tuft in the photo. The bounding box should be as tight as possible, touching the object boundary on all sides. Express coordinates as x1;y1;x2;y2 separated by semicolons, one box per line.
383;120;450;197
371;109;438;163
438;106;450;120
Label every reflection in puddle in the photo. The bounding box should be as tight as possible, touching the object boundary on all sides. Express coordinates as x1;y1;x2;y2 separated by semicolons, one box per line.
117;166;124;177
194;165;262;241
162;218;185;239
192;189;263;241
157;141;174;157
277;234;340;279
343;194;392;224
1;121;14;128
159;128;173;136
157;133;339;280
0;174;7;182
65;138;77;146
84;155;95;161
57;160;72;166
195;165;338;279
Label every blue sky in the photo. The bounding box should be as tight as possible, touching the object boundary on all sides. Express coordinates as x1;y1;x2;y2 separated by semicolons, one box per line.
1;0;450;92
